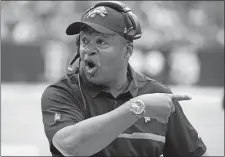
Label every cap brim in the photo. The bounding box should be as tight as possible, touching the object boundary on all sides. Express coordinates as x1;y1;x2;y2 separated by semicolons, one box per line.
66;21;118;35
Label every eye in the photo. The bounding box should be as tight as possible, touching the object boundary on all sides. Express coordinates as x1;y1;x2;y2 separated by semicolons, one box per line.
96;39;107;45
81;37;89;45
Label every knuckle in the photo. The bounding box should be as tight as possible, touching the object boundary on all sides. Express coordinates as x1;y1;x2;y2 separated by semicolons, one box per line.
166;105;171;112
168;101;172;108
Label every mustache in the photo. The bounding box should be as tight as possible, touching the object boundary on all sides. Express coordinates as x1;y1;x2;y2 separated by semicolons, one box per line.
83;55;100;67
82;47;98;55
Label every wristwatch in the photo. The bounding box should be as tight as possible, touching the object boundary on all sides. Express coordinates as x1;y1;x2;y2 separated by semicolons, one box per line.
129;98;150;123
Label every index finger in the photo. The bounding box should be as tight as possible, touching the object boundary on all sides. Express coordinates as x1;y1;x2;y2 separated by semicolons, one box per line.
168;94;192;101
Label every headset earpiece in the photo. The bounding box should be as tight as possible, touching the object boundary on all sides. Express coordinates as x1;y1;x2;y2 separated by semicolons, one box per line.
127;11;141;40
126;27;135;41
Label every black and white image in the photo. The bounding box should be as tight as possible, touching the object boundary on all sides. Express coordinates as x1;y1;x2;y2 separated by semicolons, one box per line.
1;1;224;156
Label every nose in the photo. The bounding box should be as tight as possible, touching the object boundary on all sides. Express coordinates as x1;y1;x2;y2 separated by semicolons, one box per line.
86;50;97;56
85;47;97;56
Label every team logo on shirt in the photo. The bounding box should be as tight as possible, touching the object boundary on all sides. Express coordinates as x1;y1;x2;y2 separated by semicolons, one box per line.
87;6;108;19
54;113;61;122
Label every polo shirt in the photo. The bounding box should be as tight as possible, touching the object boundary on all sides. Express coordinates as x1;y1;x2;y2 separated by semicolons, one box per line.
41;64;207;157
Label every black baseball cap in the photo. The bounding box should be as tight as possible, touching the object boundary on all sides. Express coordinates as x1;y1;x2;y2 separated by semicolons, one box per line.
66;5;140;39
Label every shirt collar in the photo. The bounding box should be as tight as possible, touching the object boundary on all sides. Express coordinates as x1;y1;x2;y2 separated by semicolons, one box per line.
80;64;139;98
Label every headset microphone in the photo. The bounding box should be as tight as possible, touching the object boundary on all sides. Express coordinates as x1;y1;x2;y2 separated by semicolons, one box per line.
67;55;80;74
67;35;81;75
66;35;90;118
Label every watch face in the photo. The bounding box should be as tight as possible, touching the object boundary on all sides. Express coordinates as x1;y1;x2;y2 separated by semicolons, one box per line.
131;99;145;114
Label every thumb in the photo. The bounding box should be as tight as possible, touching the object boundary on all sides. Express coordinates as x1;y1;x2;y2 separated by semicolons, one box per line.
168;94;192;101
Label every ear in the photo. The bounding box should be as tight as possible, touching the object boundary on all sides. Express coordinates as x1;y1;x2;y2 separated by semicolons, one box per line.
124;42;133;59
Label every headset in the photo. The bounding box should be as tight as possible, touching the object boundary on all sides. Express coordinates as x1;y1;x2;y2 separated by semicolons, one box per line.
83;1;142;41
66;1;142;118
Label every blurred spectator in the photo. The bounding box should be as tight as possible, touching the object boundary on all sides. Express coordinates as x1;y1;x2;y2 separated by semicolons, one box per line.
1;20;9;40
128;48;145;73
12;19;40;44
1;1;224;84
217;29;224;46
144;50;166;77
41;40;71;82
168;46;201;85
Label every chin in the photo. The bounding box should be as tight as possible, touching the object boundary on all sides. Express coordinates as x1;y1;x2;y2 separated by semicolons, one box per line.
84;70;102;84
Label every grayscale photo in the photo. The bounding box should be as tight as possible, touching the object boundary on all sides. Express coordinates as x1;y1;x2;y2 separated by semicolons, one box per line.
1;1;224;156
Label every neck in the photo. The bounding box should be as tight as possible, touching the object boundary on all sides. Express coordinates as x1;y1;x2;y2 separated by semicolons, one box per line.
106;67;129;98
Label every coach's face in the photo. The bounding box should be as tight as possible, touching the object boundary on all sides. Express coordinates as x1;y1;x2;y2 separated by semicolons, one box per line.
79;26;132;87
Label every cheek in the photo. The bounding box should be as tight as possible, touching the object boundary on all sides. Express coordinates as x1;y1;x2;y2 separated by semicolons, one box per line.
100;47;124;66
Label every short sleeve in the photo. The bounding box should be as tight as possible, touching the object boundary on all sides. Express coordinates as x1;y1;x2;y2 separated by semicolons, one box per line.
41;85;85;154
163;90;207;157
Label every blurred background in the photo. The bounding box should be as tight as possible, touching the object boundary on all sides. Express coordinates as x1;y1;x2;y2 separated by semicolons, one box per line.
1;1;224;156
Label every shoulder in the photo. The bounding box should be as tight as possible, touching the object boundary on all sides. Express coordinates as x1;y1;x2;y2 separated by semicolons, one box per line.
42;75;72;96
43;73;80;93
41;74;81;108
135;72;172;94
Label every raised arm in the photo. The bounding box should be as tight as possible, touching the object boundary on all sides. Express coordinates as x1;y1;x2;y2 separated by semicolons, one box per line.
42;86;191;156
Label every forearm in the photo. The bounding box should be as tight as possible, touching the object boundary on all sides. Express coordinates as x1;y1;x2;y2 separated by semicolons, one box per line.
53;101;138;156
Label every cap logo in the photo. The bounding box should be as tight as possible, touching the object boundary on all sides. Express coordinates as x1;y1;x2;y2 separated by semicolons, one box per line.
87;6;108;19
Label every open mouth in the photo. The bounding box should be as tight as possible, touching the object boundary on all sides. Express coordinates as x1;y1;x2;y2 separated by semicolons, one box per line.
84;59;97;69
84;59;98;76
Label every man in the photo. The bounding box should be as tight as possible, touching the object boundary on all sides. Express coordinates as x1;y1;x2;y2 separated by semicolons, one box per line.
41;1;208;156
